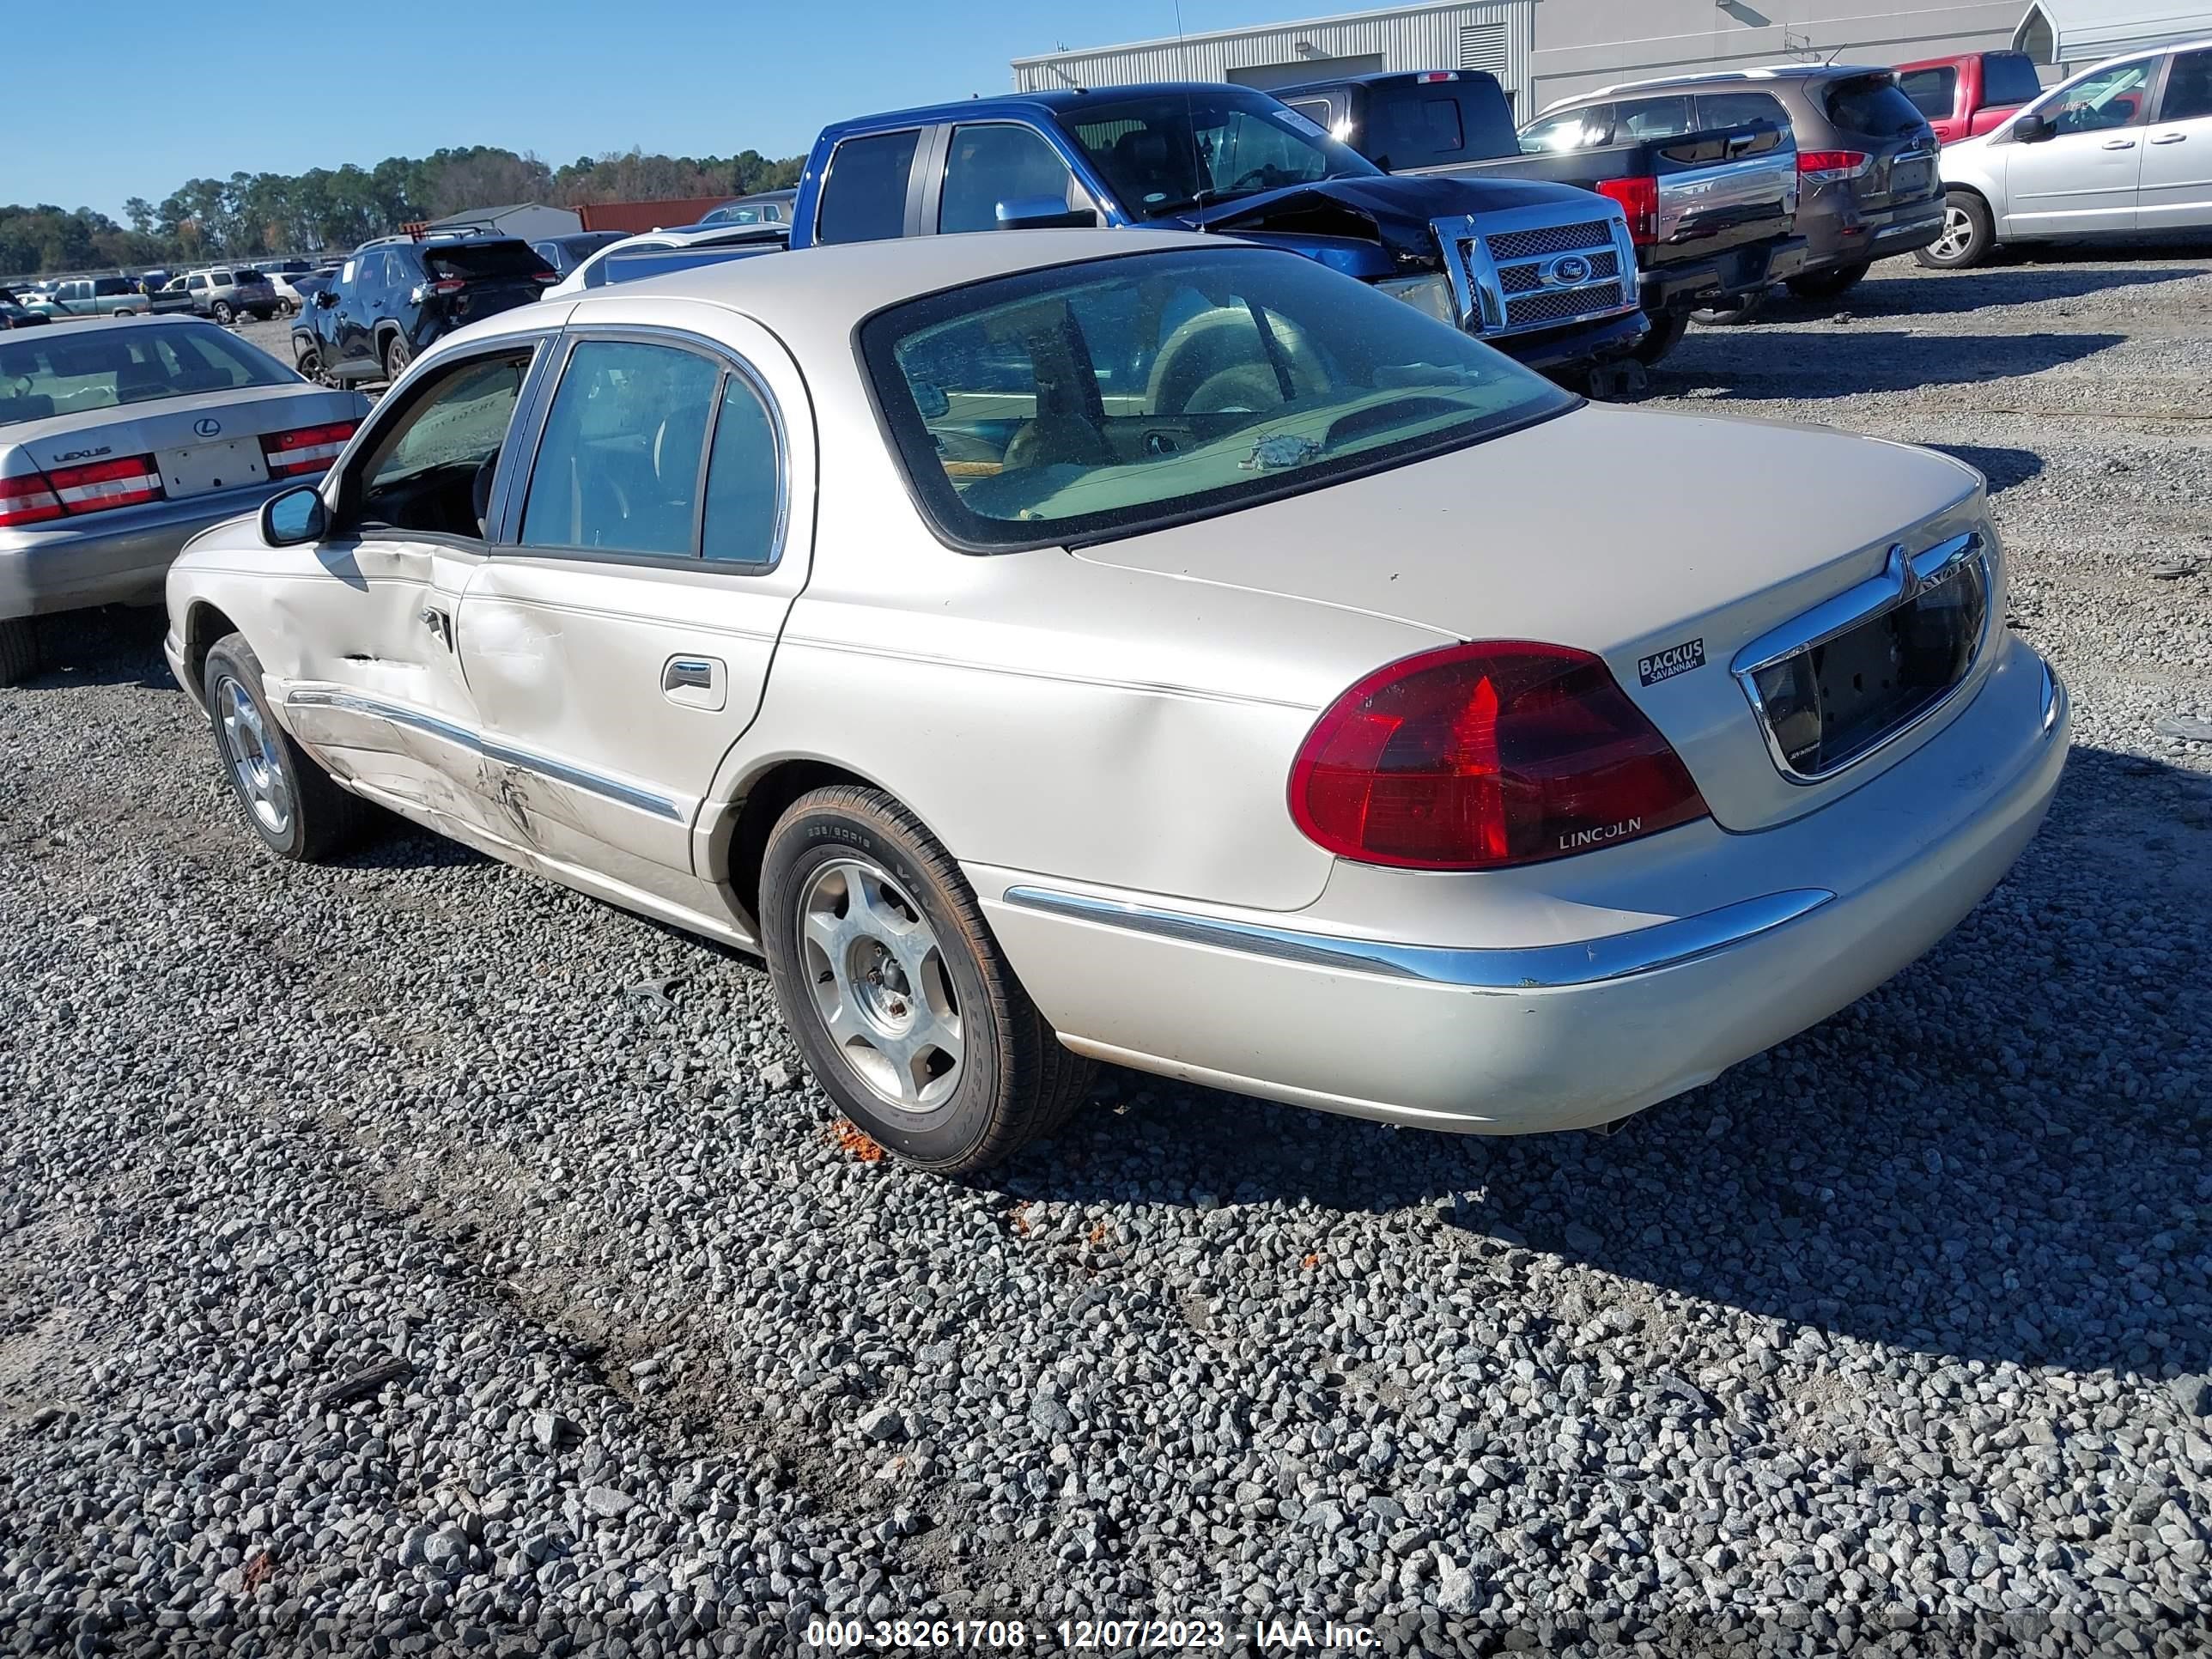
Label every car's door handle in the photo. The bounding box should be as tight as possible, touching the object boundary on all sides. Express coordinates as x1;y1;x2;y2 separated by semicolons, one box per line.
662;655;727;711
2103;137;2138;149
2148;132;2188;144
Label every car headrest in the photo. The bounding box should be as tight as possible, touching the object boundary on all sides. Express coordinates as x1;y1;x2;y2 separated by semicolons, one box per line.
0;394;54;422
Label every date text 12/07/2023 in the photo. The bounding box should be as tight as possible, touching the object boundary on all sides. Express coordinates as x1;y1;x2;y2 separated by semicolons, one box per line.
802;1616;1378;1650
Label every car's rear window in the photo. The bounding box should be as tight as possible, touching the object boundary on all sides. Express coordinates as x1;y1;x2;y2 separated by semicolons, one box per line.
861;246;1574;552
1896;66;1957;120
424;243;553;281
0;323;294;425
1823;74;1928;136
233;268;264;283
1981;52;2045;107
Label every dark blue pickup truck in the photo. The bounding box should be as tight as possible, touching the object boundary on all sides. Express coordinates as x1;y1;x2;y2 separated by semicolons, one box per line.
785;83;1652;384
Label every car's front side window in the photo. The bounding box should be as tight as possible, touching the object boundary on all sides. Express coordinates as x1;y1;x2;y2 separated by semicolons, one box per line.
2031;58;2155;132
354;348;535;538
519;339;722;558
864;246;1575;551
939;124;1080;234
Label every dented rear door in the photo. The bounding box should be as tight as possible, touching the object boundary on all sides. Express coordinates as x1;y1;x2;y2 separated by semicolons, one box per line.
456;302;813;892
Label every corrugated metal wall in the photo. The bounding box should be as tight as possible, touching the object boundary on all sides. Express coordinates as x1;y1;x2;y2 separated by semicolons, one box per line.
1012;1;1539;108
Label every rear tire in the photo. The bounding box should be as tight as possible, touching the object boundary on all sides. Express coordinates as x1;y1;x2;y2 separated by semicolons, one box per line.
759;785;1093;1176
1632;310;1689;366
1692;289;1769;326
201;632;368;863
1787;261;1870;300
381;334;411;382
1916;191;1995;269
210;300;234;325
0;617;37;687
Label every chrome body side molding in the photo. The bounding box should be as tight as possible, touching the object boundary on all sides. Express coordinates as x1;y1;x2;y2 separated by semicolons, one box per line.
1001;885;1837;990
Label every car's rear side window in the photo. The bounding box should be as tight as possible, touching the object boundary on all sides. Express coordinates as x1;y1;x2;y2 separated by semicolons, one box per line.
1981;52;2045;108
1896;68;1958;120
1823;74;1927;136
701;373;782;565
817;130;921;244
1615;94;1696;141
1698;89;1792;131
521;340;721;559
426;243;552;282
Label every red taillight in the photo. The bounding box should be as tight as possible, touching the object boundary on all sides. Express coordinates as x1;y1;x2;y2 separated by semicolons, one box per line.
426;277;468;296
0;473;63;526
47;455;163;514
1798;149;1872;181
259;420;358;477
1595;176;1657;247
532;270;561;283
1289;641;1709;871
1416;70;1459;82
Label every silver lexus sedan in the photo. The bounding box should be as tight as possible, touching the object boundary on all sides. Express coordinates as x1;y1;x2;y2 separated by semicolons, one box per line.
0;315;368;684
161;233;2068;1175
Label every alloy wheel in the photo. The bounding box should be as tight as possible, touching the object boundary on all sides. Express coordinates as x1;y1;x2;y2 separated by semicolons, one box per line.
1931;205;1974;263
799;857;963;1112
215;675;292;836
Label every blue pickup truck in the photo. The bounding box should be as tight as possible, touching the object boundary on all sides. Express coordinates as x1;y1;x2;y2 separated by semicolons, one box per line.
784;83;1652;385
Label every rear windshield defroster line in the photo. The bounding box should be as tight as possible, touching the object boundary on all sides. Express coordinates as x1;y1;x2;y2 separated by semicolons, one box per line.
857;245;1578;556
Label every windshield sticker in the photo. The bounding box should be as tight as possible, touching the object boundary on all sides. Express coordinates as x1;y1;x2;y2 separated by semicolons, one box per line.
1273;108;1330;140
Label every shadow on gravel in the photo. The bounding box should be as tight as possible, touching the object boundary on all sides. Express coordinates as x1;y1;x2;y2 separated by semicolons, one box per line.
1661;329;2125;398
1927;445;2045;494
1014;744;2212;1383
8;607;177;691
1765;259;2207;321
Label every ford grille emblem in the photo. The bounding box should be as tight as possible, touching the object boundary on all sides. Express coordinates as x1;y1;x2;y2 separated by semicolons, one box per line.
1544;254;1594;287
194;416;222;438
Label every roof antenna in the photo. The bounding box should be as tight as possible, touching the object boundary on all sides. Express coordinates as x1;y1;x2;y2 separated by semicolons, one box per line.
1174;0;1210;230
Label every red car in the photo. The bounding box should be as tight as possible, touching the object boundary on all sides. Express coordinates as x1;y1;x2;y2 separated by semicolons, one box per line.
1893;49;2048;145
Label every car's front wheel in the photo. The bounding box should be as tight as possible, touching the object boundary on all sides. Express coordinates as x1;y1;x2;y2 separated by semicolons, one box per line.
759;785;1092;1174
1916;191;1996;270
202;633;368;862
0;617;37;687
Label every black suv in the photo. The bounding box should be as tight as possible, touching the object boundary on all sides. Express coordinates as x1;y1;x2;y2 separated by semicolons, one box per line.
291;232;555;386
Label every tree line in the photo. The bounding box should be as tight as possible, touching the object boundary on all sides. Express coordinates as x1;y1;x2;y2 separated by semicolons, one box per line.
1;145;805;278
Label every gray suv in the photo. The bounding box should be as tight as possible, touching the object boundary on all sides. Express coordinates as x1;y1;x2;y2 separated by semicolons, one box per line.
1522;65;1943;301
162;266;281;325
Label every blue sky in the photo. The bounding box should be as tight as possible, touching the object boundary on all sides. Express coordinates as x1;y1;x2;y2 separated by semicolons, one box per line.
14;0;1360;219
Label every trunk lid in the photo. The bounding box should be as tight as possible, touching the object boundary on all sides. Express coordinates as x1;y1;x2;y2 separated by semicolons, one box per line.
1072;404;1996;834
2;384;363;503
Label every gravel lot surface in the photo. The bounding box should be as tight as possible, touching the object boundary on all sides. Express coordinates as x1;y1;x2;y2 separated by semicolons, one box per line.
4;251;2211;1658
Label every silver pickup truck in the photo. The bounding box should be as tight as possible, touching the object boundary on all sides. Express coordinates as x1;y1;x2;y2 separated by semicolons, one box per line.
1275;70;1808;362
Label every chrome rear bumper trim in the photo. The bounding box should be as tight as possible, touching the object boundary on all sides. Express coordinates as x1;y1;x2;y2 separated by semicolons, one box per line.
1001;885;1836;991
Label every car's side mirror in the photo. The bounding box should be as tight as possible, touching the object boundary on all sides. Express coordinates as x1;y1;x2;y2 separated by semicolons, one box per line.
994;197;1099;230
260;484;327;546
2013;112;2053;142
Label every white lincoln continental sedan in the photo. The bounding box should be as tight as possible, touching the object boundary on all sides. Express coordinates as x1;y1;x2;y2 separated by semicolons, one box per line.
163;232;2068;1174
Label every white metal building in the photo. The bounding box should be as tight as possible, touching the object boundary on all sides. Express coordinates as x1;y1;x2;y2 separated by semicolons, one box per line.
1009;0;2187;117
2012;0;2212;61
